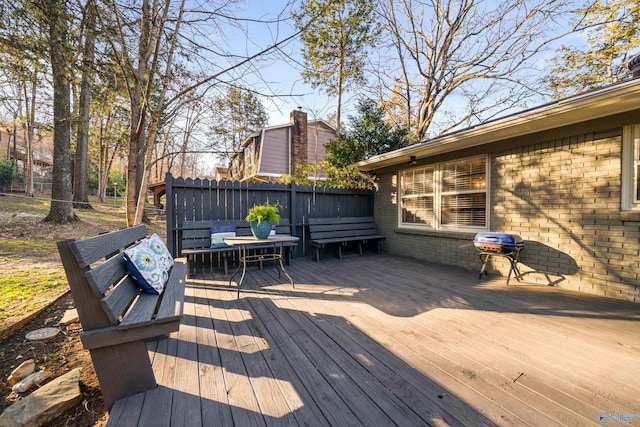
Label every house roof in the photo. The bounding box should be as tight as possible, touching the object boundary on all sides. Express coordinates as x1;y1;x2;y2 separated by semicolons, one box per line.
354;78;640;171
239;119;336;149
261;118;335;132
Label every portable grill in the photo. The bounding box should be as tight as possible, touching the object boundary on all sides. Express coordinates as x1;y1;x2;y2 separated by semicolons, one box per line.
474;232;524;284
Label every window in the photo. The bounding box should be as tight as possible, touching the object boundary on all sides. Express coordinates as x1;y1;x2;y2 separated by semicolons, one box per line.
245;141;255;168
399;156;488;230
622;124;640;210
401;166;435;226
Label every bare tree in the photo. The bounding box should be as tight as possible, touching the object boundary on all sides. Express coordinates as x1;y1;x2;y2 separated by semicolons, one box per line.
376;0;571;140
97;0;304;225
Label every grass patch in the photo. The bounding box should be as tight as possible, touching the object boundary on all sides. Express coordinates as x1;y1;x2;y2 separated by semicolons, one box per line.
0;194;51;214
0;192;166;334
0;240;57;259
0;268;67;325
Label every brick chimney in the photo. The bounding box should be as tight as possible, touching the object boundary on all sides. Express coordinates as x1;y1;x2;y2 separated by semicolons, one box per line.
290;108;308;176
629;54;640;79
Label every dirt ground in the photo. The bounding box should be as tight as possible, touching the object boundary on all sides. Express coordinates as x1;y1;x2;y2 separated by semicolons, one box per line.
0;195;166;426
0;293;108;426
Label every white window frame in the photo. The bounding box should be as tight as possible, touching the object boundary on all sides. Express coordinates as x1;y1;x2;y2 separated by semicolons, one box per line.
621;124;640;211
398;155;489;231
399;165;436;228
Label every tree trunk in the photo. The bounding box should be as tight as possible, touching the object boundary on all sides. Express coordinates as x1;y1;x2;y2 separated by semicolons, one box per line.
97;118;107;202
44;0;76;223
125;0;152;227
126;110;144;226
23;81;36;197
97;117;108;202
129;0;184;225
73;0;96;209
335;56;344;134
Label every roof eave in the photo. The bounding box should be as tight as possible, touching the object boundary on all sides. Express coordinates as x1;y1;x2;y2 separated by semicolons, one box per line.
354;79;640;171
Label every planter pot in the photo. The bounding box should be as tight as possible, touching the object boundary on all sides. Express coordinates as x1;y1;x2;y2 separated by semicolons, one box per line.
249;221;272;239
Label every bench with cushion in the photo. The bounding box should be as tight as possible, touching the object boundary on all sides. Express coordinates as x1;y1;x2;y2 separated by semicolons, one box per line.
308;216;385;262
180;218;297;275
57;225;187;410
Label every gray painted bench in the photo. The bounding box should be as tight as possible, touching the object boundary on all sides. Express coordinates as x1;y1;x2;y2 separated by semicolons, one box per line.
57;225;186;410
180;218;297;275
308;216;385;261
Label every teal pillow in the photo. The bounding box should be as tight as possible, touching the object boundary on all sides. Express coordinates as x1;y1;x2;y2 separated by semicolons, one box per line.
210;225;236;249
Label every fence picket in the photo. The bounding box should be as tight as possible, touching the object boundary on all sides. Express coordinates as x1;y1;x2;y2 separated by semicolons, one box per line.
165;173;375;257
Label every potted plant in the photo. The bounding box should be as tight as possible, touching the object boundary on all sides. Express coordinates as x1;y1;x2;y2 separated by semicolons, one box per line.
246;202;281;239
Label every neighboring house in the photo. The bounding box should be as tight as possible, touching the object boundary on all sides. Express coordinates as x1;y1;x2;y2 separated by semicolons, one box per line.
0;128;52;180
214;167;229;181
355;58;640;303
227;109;336;182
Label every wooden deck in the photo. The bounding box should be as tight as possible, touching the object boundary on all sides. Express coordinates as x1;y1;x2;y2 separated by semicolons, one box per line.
108;254;640;426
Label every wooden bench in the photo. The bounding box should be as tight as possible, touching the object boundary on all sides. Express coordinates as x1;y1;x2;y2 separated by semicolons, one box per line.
57;225;187;410
308;216;385;262
180;218;297;275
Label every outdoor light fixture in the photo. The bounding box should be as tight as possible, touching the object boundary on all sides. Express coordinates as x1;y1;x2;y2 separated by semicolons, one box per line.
408;156;417;165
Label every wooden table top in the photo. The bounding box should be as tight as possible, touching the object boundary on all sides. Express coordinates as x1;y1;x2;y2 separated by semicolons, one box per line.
224;235;300;246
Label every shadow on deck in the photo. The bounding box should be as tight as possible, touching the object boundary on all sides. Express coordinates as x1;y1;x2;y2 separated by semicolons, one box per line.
108;254;640;426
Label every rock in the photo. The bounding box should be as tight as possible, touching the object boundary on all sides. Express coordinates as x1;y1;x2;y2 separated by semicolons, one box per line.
11;370;50;393
7;360;35;386
58;309;79;326
0;368;82;427
24;328;60;341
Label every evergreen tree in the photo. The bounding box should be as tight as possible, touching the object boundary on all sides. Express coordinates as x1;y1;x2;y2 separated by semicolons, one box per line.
209;87;268;162
44;0;76;223
292;0;379;133
325;99;414;168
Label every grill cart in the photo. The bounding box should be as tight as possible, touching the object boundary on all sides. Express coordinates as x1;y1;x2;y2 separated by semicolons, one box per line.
474;232;524;285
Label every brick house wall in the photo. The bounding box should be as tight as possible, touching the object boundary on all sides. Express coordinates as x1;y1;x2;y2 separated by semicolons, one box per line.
374;127;640;303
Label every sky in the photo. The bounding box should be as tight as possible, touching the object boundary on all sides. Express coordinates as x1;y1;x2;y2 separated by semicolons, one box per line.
215;0;589;129
215;1;338;126
4;0;627;175
183;0;587;172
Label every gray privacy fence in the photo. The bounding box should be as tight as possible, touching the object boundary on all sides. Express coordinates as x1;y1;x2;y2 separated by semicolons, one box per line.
165;173;375;258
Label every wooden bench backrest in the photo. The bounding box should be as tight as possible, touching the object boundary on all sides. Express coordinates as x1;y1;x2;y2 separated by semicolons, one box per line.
308;217;379;240
57;225;152;330
181;218;293;251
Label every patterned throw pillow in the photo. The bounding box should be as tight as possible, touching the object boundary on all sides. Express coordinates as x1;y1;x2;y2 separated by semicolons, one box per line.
123;242;168;295
146;233;174;269
210;225;236;248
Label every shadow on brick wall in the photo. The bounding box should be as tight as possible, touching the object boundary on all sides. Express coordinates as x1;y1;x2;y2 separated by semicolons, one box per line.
518;240;579;286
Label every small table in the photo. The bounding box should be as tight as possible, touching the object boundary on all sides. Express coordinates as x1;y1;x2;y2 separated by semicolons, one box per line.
224;235;300;297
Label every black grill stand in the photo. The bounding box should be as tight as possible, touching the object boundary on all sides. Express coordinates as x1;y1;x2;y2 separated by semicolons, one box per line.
478;249;523;285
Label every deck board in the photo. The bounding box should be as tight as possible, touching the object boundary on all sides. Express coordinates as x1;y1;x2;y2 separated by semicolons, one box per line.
171;284;203;426
197;285;235;427
106;254;640;426
245;289;364;426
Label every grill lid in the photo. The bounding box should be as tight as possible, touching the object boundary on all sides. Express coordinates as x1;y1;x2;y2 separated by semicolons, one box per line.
474;232;524;254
